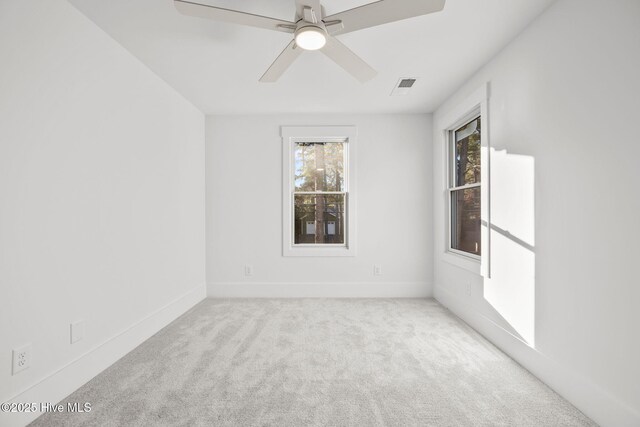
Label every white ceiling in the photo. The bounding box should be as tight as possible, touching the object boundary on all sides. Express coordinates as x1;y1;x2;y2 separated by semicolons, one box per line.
69;0;555;114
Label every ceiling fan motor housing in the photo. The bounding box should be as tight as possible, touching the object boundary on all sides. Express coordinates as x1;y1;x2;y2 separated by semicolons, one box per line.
294;21;327;50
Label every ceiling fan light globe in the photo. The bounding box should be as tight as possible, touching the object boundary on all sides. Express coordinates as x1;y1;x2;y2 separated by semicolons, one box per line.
295;26;326;50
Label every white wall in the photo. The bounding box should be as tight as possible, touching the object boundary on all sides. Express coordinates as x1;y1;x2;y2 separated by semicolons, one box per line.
206;114;432;297
432;0;640;425
0;1;205;425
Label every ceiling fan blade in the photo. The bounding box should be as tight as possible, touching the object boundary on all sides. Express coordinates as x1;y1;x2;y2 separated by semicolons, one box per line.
324;0;446;35
259;40;303;82
174;0;296;33
321;36;376;82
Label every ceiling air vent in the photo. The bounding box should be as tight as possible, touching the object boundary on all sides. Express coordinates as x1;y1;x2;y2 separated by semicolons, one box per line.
398;78;416;88
391;78;418;96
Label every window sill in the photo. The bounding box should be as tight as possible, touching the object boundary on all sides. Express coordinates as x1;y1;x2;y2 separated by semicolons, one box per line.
441;251;480;275
283;245;356;257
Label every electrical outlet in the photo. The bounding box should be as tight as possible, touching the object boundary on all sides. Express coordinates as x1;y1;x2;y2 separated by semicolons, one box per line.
244;265;253;277
465;282;472;297
373;265;383;276
70;320;85;344
12;344;32;375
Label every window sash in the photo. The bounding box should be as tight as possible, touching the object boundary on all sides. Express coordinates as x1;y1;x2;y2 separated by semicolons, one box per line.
448;186;481;259
291;191;347;247
449;116;481;189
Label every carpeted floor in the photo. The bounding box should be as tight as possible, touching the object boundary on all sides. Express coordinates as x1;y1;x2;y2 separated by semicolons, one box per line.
31;299;595;426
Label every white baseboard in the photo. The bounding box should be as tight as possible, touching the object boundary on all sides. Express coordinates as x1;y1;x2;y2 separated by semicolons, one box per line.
208;281;432;298
434;284;640;427
1;283;206;427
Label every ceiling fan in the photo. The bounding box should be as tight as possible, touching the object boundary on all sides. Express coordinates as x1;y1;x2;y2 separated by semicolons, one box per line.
174;0;446;83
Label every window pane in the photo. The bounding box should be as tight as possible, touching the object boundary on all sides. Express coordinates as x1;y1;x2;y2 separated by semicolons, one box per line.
295;142;344;192
451;187;481;255
454;117;481;187
294;194;345;244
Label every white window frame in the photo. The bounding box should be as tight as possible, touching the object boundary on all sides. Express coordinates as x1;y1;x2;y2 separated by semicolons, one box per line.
281;126;357;257
440;83;490;277
448;115;482;261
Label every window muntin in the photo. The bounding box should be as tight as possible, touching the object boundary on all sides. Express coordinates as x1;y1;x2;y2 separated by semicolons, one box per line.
293;142;346;246
449;116;481;257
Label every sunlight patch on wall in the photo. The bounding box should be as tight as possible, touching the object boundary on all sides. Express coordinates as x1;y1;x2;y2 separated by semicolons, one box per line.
484;149;535;345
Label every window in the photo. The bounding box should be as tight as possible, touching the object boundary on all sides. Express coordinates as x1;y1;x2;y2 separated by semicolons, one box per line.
282;126;357;257
294;142;345;245
440;83;489;276
448;116;481;258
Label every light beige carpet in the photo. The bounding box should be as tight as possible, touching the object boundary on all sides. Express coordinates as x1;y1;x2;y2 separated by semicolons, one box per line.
31;299;595;426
